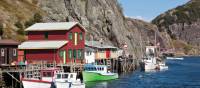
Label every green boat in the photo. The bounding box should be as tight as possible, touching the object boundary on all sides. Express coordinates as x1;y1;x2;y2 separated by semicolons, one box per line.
82;64;119;82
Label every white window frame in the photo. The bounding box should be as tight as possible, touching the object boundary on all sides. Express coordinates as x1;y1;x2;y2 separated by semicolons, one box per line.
1;48;4;57
13;49;16;56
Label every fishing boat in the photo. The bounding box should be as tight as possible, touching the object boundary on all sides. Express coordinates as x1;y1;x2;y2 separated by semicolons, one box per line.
82;64;118;82
22;68;59;88
141;46;157;71
142;57;157;71
22;67;85;88
54;72;85;88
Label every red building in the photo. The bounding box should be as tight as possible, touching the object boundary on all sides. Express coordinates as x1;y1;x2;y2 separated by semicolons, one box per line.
18;22;86;64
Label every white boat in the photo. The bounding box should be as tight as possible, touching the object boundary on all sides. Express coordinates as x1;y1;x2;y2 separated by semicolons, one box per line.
54;72;85;88
22;67;85;88
143;57;157;71
141;46;158;71
158;63;168;70
166;57;184;60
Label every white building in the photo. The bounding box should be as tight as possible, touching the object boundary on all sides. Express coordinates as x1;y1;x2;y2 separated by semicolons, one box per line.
85;47;95;64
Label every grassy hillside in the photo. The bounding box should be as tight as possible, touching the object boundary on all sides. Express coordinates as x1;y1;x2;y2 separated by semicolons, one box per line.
0;0;43;41
152;0;200;30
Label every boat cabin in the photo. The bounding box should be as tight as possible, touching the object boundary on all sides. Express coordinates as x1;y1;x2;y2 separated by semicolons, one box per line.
23;68;61;82
55;73;78;82
84;64;107;73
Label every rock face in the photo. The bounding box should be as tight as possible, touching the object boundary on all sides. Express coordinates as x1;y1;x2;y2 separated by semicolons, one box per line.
152;0;200;55
0;0;161;58
39;0;165;58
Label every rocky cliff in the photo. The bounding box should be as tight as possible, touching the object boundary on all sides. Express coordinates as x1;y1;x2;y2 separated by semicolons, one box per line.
0;0;161;58
152;0;200;55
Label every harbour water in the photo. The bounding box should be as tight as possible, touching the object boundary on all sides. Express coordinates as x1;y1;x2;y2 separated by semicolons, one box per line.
86;56;200;88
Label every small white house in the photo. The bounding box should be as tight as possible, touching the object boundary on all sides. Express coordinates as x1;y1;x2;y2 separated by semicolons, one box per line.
85;47;95;64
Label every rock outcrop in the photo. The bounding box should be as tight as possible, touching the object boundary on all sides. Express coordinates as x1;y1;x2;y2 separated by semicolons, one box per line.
152;0;200;55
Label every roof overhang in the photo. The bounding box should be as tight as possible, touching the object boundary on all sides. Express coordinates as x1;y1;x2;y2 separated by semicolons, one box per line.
25;22;87;32
18;40;68;49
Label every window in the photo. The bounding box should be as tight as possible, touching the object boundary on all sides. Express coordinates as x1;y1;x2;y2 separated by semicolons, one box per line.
57;74;61;79
44;32;48;39
68;49;72;59
62;74;68;78
1;48;4;57
73;50;76;59
70;74;73;78
13;49;17;56
79;32;83;40
59;50;64;58
78;49;82;59
68;32;73;40
86;51;90;56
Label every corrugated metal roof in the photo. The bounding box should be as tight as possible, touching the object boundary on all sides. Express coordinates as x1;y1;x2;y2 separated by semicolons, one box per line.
0;39;19;45
25;22;86;31
85;41;117;49
18;40;68;49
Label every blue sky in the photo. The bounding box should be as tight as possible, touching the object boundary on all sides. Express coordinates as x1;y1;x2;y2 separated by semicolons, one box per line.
118;0;189;22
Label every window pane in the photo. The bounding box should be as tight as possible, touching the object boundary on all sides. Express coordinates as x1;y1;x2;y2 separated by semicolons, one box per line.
73;50;76;59
13;49;16;56
1;48;4;56
78;50;81;59
57;74;61;79
79;33;83;40
69;32;72;40
59;50;63;58
68;49;72;59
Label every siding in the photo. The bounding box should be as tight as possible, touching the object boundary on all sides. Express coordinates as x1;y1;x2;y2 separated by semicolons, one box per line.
23;25;85;64
95;50;118;59
25;49;57;63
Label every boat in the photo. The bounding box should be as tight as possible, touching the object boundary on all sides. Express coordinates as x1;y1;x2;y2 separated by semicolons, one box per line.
22;67;85;88
54;72;85;88
82;64;118;82
166;57;184;60
142;57;157;71
141;46;157;71
158;63;168;70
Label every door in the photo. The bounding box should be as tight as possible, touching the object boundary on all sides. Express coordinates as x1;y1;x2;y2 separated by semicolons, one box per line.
106;49;110;59
74;32;78;45
63;51;66;64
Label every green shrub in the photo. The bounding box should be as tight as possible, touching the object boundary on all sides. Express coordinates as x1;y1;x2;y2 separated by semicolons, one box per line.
25;19;35;28
15;21;23;29
25;13;42;28
17;28;25;35
33;13;42;23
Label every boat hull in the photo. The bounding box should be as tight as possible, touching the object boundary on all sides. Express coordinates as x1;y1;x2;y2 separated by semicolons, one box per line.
82;71;118;82
22;80;51;88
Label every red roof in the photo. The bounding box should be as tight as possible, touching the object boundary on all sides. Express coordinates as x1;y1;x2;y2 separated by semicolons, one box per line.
0;39;20;45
